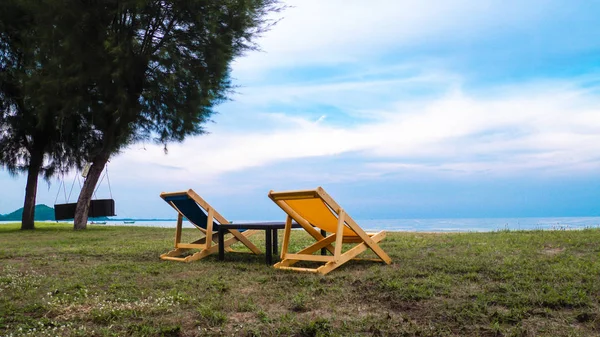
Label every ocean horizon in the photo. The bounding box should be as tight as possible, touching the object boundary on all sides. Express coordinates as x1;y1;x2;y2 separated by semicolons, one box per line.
4;216;600;232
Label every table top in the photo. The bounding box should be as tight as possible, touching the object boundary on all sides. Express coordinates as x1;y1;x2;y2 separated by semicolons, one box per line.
218;221;302;230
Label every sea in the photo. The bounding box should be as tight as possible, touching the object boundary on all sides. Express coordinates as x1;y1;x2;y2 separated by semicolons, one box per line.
4;216;600;232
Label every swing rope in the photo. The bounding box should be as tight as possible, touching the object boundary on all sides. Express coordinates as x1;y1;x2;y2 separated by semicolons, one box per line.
66;174;77;202
54;164;114;203
92;163;113;199
62;178;67;203
53;162;116;220
54;179;63;204
105;165;113;199
92;171;105;199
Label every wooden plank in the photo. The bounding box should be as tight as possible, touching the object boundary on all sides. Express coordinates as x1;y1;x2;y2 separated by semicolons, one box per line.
205;207;214;249
280;215;293;260
176;236;210;248
268;189;319;201
176;243;206;249
315;187;343;214
228;229;262;254
342;236;372;243
184;248;217;262
174;213;183;246
317;245;367;275
160;256;189;262
342;231;386;264
160;248;189;258
298;234;337;254
160;191;189;198
285;253;335;262
274;265;320;273
220;233;251;250
334;209;346;261
353;257;388;262
187;189;230;225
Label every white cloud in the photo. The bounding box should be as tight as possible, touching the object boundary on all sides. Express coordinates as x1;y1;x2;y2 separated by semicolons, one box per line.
110;75;600;184
235;0;589;76
105;0;600;186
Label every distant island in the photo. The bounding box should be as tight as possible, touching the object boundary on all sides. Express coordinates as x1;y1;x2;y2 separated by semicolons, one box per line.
0;204;108;221
0;204;56;221
0;204;174;222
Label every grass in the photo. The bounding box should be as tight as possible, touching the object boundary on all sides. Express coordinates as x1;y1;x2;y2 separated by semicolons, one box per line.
0;223;599;336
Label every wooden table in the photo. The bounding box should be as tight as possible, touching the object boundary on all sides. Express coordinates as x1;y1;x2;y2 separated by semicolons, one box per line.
217;222;302;265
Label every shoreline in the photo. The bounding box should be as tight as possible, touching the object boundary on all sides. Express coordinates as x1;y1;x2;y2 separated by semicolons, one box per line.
2;220;600;234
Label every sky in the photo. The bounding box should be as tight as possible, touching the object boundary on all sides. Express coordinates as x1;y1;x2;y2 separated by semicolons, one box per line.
2;0;600;220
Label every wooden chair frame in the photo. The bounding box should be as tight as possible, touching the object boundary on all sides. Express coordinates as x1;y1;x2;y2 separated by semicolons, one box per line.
269;187;392;275
160;189;261;262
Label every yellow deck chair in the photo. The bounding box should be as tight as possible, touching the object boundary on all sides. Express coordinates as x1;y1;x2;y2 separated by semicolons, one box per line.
160;189;261;262
268;187;392;275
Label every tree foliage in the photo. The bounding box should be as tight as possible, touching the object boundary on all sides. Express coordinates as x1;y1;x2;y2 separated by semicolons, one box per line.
69;0;284;229
1;0;283;229
0;0;95;229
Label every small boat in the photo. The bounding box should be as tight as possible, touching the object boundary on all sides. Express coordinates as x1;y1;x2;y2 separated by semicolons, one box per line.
123;221;136;224
90;221;107;225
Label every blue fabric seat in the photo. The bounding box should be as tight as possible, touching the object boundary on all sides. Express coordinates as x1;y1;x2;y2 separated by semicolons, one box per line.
162;194;221;230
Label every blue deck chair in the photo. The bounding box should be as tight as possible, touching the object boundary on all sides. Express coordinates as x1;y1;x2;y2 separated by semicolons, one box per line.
160;189;261;262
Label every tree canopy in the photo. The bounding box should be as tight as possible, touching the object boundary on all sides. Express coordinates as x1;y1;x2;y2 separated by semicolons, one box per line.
1;0;283;229
0;0;95;229
67;0;283;229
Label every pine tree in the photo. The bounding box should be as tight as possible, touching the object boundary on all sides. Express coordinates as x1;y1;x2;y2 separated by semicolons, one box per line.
70;0;283;229
0;0;95;229
1;0;283;230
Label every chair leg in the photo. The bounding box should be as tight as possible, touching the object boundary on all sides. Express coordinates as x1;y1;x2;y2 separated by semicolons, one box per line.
280;216;293;260
228;229;261;254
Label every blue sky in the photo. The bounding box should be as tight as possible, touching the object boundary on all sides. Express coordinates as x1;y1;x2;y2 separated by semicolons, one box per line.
2;0;600;220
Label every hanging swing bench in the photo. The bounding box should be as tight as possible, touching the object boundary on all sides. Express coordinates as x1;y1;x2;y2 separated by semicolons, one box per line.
54;163;116;221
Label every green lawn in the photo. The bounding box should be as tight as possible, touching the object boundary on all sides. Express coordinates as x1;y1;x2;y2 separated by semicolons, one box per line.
1;223;599;336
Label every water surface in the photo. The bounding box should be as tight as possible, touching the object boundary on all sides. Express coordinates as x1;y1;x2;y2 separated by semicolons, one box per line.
6;216;598;232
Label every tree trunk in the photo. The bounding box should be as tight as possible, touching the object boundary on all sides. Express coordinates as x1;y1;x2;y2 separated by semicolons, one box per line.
73;154;109;230
21;148;44;230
